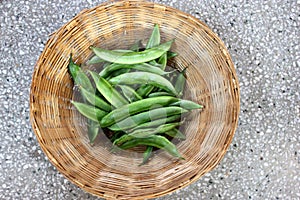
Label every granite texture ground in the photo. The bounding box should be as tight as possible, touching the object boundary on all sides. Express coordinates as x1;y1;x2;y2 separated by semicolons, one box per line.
0;0;299;199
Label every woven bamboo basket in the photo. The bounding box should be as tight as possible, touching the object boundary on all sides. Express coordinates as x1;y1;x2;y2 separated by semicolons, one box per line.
30;0;240;199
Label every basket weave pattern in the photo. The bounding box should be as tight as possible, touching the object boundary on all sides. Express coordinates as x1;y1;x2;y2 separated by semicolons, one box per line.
30;1;240;199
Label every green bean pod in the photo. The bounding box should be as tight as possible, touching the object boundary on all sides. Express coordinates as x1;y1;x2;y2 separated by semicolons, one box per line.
133;37;166;96
80;87;111;112
87;49;134;65
157;53;167;70
148;91;174;98
175;68;187;97
87;119;101;145
119;135;183;159
71;101;107;122
118;85;142;102
68;54;94;92
109;72;178;96
114;122;181;145
106;68;130;80
110;131;125;143
90;71;128;108
99;63;168;78
86;55;105;65
100;96;179;127
136;85;155;98
135;52;168;97
165;128;186;139
167;51;178;59
146;24;160;49
108;106;187;131
90;40;173;65
140;146;153;166
130;114;181;131
171;99;203;110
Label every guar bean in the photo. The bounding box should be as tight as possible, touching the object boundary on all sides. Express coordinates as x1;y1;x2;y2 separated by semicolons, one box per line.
87;49;134;65
165;128;186;139
134;37;167;95
167;51;178;59
68;55;100;144
86;55;105;65
119;135;183;159
118;85;142;102
80;87;111;112
175;68;187;97
140;146;153;166
99;62;168;78
148;91;174;98
108;106;187;131
68;54;94;92
100;96;178;127
71;101;107;122
109;72;178;96
135;52;168;97
130;114;181;131
110;131;125;143
90;71;128;108
106;68;130;80
90;40;173;65
87;119;101;145
136;85;155;98
146;24;160;49
171;99;203;110
157;53;167;70
114;122;181;145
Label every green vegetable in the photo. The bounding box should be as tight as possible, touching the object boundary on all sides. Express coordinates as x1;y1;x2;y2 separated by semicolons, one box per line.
114;122;181;145
100;96;178;127
171;99;203;110
136;85;155;98
90;71;128;108
109;106;187;131
130;114;181;131
87;49;134;65
157;53;167;70
68;24;204;165
86;55;105;65
167;51;178;59
87;120;101;145
119;135;183;159
99;63;168;78
148;91;174;98
106;68;130;80
165;128;186;139
175;68;187;97
140;146;153;166
71;101;107;122
68;54;94;92
118;85;142;102
80;87;111;112
109;72;178;96
90;40;173;64
146;24;160;49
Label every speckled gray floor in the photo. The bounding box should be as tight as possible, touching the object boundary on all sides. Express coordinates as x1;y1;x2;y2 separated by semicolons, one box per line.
0;0;299;199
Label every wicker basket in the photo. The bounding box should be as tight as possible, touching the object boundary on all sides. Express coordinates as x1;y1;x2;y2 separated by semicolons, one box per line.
30;0;240;199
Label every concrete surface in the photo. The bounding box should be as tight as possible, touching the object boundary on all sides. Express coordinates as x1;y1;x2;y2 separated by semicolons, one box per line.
0;0;299;199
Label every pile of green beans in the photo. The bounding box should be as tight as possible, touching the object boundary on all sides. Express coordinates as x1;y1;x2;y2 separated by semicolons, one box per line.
68;24;203;165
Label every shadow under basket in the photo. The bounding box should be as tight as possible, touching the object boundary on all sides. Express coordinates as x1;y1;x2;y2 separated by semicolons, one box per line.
30;1;240;199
